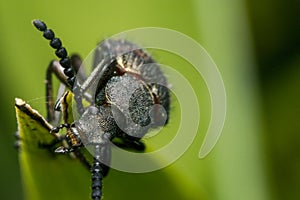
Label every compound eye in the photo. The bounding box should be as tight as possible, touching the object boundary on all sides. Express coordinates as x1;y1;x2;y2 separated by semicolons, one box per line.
128;85;154;127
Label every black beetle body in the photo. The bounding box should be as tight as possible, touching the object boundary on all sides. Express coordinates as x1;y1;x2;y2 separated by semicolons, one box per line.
32;20;170;200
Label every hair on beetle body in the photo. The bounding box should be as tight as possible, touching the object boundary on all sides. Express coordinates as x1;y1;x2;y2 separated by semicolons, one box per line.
31;19;170;200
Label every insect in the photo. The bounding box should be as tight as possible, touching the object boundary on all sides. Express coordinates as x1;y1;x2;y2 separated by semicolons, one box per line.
31;20;170;200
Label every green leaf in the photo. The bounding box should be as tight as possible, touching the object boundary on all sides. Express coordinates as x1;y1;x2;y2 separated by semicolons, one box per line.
15;93;201;200
15;97;90;200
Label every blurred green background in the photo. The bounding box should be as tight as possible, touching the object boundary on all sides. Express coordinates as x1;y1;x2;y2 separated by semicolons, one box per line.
0;0;299;199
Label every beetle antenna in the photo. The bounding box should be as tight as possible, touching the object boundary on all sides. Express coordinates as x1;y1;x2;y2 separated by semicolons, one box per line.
91;144;103;200
32;19;76;88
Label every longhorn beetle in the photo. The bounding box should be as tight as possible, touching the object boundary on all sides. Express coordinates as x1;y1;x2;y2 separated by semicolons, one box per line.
32;20;170;200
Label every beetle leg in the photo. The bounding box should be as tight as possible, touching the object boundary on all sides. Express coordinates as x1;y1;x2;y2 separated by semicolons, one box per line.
55;146;75;153
45;60;69;123
113;134;145;152
50;123;70;134
70;54;87;81
45;56;89;122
